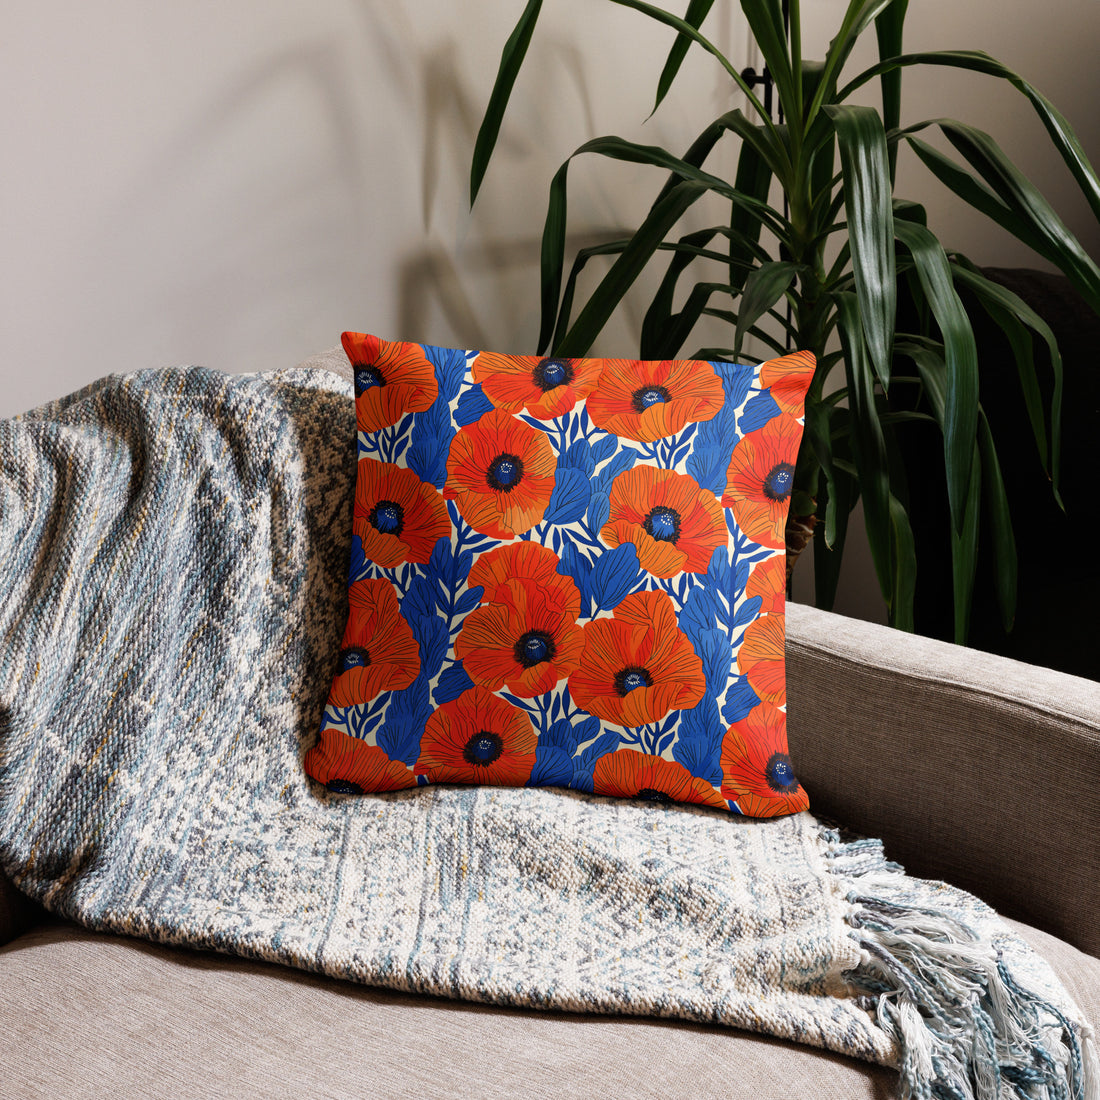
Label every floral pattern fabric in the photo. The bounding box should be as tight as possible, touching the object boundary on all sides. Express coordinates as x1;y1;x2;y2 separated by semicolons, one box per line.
304;335;816;817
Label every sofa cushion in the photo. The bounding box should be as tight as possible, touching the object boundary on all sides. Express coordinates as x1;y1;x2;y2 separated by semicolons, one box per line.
0;917;1093;1100
306;333;818;817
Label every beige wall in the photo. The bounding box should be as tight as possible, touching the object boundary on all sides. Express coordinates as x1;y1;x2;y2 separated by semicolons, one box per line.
3;1;1097;621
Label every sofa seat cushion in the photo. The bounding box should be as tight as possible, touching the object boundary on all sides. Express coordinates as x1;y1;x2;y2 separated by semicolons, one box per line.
1;919;1095;1100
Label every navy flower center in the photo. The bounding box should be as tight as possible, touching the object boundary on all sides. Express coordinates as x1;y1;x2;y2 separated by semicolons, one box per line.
643;506;681;543
515;629;556;668
370;499;404;535
614;665;653;696
326;779;364;795
463;731;504;766
487;452;524;492
765;752;799;793
533;358;574;391
631;384;671;413
339;646;371;672
763;462;795;502
354;364;385;393
636;788;673;804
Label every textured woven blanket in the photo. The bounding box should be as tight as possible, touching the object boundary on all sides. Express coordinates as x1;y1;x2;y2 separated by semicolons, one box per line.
0;365;1095;1100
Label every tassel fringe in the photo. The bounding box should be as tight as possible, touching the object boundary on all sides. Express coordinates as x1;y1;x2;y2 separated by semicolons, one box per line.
829;835;1098;1100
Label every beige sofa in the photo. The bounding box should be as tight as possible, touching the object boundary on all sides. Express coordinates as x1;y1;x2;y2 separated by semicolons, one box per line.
2;602;1097;1099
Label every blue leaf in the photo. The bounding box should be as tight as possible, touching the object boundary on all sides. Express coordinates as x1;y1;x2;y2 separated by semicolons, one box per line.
731;594;763;630
407;400;454;489
376;673;432;765
577;731;620;770
348;535;373;584
686;365;754;495
572;716;602;747
529;745;575;788
544;468;591;525
434;661;475;705
454;585;484;617
679;586;717;648
423;343;468;402
558;538;593;615
586;491;610;535
672;697;723;786
590;543;642;612
544;717;579;751
695;628;733;696
722;677;760;725
738;389;782;434
593;447;637;495
456;383;495;426
590;433;618;465
562;438;594;475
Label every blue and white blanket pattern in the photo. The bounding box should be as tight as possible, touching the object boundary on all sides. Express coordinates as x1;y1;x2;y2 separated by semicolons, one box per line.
0;359;1093;1100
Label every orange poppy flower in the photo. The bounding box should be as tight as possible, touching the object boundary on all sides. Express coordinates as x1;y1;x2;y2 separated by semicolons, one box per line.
415;686;537;787
342;331;439;433
327;579;420;707
466;542;581;616
444;409;556;539
586;358;725;442
472;353;603;419
569;590;705;727
455;577;584;697
720;701;808;817
759;350;816;417
722;412;804;549
353;459;452;567
601;466;727;578
746;553;786;615
737;612;786;706
304;732;417;794
593;749;727;809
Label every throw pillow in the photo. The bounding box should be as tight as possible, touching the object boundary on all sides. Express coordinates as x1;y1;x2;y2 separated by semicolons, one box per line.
305;332;815;816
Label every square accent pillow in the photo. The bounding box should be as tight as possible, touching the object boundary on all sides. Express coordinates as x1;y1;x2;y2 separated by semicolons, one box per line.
304;333;815;817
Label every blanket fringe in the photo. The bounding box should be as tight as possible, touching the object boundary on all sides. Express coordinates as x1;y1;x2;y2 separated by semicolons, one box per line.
829;836;1098;1100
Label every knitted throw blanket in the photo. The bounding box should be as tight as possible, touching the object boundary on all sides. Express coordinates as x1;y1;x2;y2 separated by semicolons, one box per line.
0;365;1094;1100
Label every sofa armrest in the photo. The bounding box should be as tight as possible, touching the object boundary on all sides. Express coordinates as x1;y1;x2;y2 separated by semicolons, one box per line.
0;871;43;947
786;602;1100;957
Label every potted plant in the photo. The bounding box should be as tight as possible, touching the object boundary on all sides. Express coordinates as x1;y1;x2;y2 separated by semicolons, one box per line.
469;0;1100;641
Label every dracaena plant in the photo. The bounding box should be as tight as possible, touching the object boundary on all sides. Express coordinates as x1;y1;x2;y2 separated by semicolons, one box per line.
469;0;1100;641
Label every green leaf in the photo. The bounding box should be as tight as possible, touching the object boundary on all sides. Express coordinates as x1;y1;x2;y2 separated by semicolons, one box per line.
737;0;799;126
950;263;1064;505
653;0;716;115
841;50;1100;224
470;0;543;204
555;180;710;356
538;160;571;354
835;292;893;605
606;0;777;127
888;492;917;632
873;0;907;180
809;0;898;123
977;412;1017;633
893;219;978;533
729;137;775;292
826;104;896;386
734;262;800;359
949;444;981;644
937;120;1100;313
903;135;1053;261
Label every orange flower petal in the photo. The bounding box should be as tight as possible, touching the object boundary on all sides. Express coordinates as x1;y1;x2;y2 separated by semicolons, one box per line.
759;350;815;417
473;353;603;418
737;613;786;705
593;749;727;809
304;733;417;793
342;332;438;432
415;686;537;787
